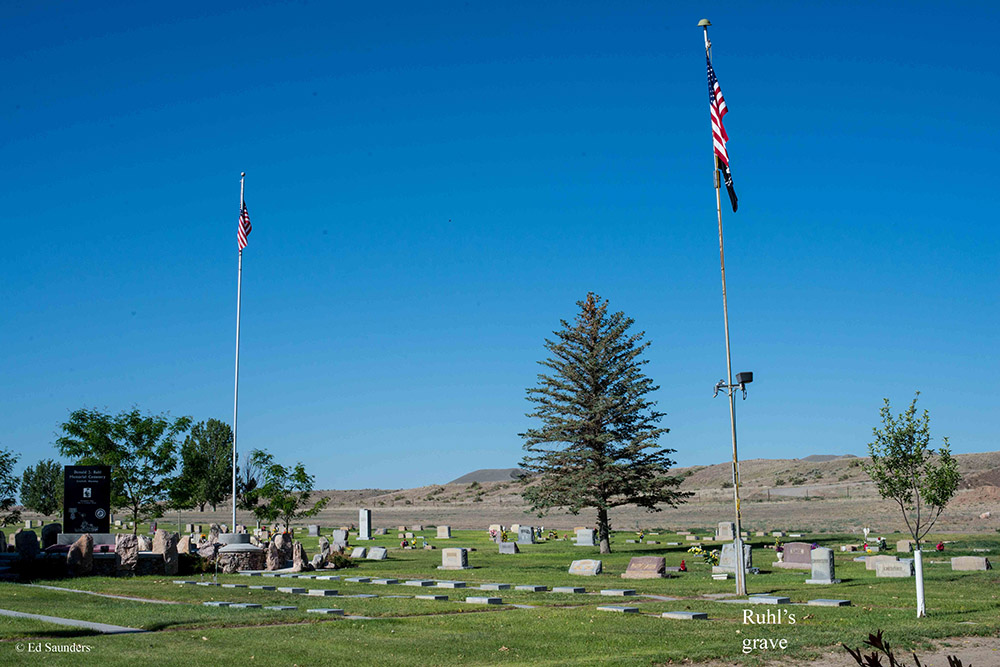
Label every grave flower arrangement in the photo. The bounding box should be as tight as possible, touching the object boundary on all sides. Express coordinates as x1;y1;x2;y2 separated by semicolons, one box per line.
687;545;719;566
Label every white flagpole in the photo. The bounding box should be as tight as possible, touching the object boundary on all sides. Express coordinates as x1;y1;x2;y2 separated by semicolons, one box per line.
232;172;245;532
701;19;747;597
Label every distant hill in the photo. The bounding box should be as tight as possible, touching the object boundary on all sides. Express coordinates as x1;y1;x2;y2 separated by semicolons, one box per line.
448;468;526;484
799;454;858;462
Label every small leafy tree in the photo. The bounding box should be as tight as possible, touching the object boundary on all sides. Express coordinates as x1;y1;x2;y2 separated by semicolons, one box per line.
863;393;960;617
20;459;63;516
172;419;233;512
245;449;328;530
519;293;690;554
56;408;192;534
236;450;263;512
0;447;20;527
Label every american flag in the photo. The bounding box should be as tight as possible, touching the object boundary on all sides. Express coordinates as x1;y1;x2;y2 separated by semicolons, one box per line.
237;201;252;250
707;55;729;166
707;55;738;212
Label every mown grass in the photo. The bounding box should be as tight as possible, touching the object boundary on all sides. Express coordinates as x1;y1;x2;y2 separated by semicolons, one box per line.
1;529;997;665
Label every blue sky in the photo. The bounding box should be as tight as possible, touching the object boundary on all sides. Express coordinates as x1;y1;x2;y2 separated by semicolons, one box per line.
2;1;997;489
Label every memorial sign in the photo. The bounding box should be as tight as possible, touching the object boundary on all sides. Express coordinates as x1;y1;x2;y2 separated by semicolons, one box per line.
64;465;111;534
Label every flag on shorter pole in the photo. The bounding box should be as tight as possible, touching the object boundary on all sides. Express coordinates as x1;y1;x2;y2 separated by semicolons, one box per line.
238;202;252;250
707;55;738;212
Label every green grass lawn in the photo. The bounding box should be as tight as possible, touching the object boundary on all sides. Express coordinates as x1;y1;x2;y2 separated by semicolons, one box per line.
2;529;997;665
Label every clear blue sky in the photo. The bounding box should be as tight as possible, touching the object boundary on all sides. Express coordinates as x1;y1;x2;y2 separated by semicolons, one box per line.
2;1;997;490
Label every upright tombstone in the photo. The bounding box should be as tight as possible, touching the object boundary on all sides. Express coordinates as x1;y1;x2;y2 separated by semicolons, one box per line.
307;525;321;537
951;556;991;571
876;560;915;578
865;555;899;571
805;547;840;584
438;547;472;570
499;542;519;555
776;542;812;570
40;523;62;549
436;525;452;539
367;546;388;560
517;526;535;545
896;539;913;553
622;557;667;579
714;542;753;573
332;529;348;550
63;465;111;534
716;522;736;541
358;509;372;541
568;559;603;576
575;528;596;547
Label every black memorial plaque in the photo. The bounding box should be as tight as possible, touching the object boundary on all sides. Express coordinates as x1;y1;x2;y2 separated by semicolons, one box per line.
64;465;111;533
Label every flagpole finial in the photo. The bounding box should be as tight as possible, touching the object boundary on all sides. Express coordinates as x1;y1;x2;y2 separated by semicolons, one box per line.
241;172;246;178
698;19;711;27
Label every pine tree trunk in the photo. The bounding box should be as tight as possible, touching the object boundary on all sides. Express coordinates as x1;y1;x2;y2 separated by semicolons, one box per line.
597;507;611;554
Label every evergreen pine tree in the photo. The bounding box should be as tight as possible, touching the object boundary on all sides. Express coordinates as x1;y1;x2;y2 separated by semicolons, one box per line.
520;293;689;553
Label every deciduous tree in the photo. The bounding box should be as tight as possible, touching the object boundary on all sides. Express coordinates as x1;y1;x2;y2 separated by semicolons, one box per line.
245;449;328;530
20;458;63;517
56;408;191;534
863;393;960;617
172;419;233;512
0;447;20;527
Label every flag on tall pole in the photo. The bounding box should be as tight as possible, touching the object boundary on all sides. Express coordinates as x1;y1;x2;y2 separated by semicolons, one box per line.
231;173;248;532
700;18;747;597
238;201;252;250
707;55;738;212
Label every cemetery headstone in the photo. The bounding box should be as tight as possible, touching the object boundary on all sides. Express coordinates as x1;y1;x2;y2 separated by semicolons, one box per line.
499;542;519;555
358;509;372;540
137;534;153;552
865;555;899;571
805;547;840;584
366;547;388;560
436;525;452;539
332;529;348;549
351;547;367;559
896;539;913;553
308;525;321;537
374;527;386;536
716;521;735;541
714;542;753;573
568;559;602;576
621;556;667;579
438;547;472;570
776;542;812;569
575;528;596;547
951;556;991;571
410;524;423;531
40;523;61;549
517;526;535;545
876;560;914;578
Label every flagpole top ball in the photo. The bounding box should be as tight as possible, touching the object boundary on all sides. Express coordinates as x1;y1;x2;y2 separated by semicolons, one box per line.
697;19;711;28
241;172;245;178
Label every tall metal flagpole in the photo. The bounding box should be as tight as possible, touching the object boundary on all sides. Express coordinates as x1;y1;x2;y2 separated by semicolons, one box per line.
232;172;245;531
701;20;747;597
